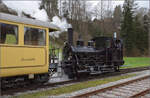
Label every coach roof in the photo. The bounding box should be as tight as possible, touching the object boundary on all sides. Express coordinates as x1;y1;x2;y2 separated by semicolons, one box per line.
0;12;59;31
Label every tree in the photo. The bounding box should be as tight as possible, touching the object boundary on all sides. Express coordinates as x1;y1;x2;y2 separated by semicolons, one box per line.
144;12;150;56
148;10;150;56
39;0;92;44
89;19;102;37
39;0;59;21
94;0;106;35
121;0;136;56
134;15;148;55
0;1;17;15
113;5;122;35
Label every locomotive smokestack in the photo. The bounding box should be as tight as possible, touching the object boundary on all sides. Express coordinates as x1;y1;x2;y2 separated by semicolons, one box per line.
68;28;73;45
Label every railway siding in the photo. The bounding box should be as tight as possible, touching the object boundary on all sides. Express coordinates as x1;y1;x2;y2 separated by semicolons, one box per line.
55;71;150;98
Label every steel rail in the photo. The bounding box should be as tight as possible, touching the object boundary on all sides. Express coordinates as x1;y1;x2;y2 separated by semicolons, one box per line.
72;75;150;98
130;88;150;98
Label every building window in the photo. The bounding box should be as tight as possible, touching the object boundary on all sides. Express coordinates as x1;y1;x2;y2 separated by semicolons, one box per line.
0;23;18;44
24;27;46;46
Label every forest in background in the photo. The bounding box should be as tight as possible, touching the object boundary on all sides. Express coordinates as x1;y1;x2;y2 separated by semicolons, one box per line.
0;0;150;57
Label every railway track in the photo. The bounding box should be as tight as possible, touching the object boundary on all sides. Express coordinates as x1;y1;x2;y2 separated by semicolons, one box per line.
1;66;150;96
72;74;150;98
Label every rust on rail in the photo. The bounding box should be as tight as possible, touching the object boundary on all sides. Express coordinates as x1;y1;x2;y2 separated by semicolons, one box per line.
130;88;150;98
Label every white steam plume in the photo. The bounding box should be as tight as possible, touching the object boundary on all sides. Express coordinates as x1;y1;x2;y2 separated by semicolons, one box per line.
50;16;72;38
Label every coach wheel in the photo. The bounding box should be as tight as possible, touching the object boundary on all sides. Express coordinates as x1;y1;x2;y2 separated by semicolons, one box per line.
32;74;49;83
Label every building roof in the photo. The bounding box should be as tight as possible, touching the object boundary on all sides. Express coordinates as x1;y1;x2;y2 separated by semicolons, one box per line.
0;12;59;31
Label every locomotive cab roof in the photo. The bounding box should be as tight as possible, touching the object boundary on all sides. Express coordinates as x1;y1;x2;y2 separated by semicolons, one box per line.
0;12;60;32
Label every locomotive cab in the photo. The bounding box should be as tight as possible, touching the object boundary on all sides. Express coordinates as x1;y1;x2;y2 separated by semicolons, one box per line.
92;37;112;49
93;37;124;66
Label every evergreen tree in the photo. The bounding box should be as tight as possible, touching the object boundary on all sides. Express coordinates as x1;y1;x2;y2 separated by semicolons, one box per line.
121;0;136;56
134;15;148;55
143;15;149;55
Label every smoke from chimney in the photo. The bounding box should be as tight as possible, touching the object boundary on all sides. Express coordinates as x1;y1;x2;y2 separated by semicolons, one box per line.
50;16;72;38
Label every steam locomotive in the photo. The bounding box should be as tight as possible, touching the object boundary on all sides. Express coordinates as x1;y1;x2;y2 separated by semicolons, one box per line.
62;28;124;79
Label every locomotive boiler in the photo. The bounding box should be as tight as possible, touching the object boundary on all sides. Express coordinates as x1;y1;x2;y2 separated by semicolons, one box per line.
62;28;124;79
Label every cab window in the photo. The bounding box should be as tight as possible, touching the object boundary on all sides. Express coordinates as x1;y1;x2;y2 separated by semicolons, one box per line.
0;23;18;44
24;27;46;46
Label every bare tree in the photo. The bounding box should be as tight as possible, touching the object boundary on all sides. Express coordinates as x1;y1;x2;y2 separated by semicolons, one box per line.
93;0;106;35
39;0;59;21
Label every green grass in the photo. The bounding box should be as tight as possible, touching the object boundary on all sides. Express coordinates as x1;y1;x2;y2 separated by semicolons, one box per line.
5;34;17;44
11;74;136;98
121;57;150;69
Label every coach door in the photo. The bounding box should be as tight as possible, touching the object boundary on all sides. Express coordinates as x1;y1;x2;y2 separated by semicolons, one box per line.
0;22;19;68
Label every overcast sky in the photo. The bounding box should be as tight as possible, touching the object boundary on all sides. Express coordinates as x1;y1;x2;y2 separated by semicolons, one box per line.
3;0;150;21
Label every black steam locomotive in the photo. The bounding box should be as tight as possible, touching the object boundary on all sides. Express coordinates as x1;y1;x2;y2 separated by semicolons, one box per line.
62;28;124;79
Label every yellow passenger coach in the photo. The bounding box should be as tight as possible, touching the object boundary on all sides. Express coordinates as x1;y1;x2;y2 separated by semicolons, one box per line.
0;12;59;86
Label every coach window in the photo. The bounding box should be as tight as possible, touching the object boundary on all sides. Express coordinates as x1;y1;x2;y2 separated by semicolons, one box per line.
24;27;46;46
0;23;18;44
